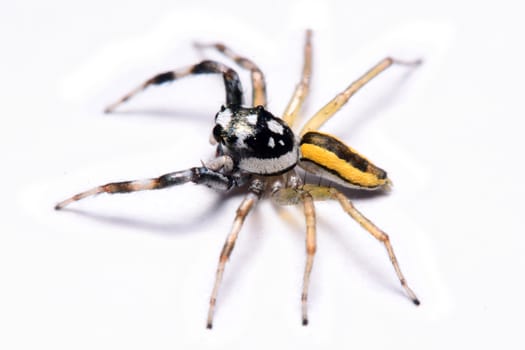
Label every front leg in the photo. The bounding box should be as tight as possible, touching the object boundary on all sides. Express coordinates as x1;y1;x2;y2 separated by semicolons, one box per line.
55;166;237;210
194;41;267;107
104;60;244;113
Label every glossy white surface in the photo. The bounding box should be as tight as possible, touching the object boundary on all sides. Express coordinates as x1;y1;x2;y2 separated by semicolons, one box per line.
1;1;523;349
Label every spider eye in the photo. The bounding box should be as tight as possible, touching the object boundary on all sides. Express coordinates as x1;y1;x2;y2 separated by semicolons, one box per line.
212;124;223;144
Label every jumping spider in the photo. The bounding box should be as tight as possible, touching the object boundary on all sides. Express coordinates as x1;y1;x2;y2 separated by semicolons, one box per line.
56;30;421;329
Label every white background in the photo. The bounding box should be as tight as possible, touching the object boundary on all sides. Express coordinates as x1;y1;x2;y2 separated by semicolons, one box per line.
1;0;524;349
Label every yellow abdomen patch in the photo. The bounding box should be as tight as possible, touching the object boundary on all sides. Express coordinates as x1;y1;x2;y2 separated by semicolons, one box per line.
299;131;388;190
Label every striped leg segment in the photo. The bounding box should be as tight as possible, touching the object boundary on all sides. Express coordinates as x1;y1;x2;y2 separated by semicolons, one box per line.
54;167;235;210
104;60;244;113
300;57;422;136
270;186;318;326
195;42;267;107
206;189;260;329
282;29;313;128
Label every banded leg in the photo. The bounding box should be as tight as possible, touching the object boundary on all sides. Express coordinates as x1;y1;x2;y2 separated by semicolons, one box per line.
207;188;261;329
328;187;420;305
104;60;244;113
270;185;318;326
282;29;313;128
54;167;235;210
195;42;267;107
300;57;422;136
273;184;419;309
301;191;317;325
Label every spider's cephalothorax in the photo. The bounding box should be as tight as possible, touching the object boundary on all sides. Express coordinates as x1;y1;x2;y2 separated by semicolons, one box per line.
213;105;298;175
56;30;422;329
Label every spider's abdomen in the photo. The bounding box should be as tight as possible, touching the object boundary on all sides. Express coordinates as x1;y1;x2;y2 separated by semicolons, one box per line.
299;131;389;190
213;106;298;175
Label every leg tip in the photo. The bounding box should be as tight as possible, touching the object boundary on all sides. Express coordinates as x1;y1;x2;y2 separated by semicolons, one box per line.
302;318;308;326
391;57;424;67
206;322;213;330
54;201;68;210
55;197;74;210
413;298;421;306
408;58;424;66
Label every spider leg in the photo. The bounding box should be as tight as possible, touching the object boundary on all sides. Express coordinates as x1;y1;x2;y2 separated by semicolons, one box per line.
272;184;419;324
104;60;244;113
282;29;313;128
270;184;317;326
300;191;317;325
300;57;421;136
54;166;237;210
194;41;267;107
206;180;263;329
328;187;419;305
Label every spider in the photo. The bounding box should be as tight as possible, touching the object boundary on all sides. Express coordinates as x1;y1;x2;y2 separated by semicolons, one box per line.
55;30;421;329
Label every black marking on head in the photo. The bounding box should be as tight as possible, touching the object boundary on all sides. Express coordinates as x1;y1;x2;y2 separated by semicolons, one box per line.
223;106;295;159
212;106;298;175
151;72;175;85
252;108;294;159
243;126;293;159
300;131;387;180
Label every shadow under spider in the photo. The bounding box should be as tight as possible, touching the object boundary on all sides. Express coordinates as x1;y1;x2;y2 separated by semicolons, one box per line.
59;185;249;237
109;107;214;123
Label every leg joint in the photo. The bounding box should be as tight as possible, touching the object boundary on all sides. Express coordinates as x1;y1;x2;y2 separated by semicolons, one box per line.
306;245;316;255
